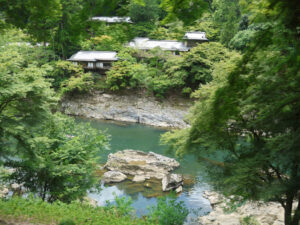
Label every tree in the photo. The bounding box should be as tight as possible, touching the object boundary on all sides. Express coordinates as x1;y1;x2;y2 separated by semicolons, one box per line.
0;0;62;43
129;0;161;23
160;0;208;25
6;113;109;202
162;0;300;224
0;29;109;203
212;0;241;46
0;30;57;162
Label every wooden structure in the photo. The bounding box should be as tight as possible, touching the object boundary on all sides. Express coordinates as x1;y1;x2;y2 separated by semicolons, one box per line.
67;51;118;73
183;32;208;48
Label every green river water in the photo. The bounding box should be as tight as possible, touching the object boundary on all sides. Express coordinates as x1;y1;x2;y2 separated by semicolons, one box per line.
76;117;212;224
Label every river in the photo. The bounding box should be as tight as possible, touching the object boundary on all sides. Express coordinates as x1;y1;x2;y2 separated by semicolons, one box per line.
76;117;212;224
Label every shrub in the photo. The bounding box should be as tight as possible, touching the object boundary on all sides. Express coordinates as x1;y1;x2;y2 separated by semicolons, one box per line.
148;195;189;225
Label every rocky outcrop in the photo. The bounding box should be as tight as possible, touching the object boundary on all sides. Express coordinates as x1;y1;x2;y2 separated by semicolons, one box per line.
132;175;149;183
102;171;127;183
199;191;286;225
162;174;183;192
104;150;180;180
61;91;192;128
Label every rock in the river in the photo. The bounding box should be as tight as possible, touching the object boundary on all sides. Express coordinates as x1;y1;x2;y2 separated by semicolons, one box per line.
102;171;127;183
105;150;180;180
199;191;287;225
0;186;9;198
175;186;183;193
132;175;148;183
61;91;192;128
162;174;183;191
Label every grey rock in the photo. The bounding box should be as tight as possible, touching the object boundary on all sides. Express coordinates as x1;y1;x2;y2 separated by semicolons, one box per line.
199;191;293;225
0;186;9;198
61;92;192;128
132;175;148;183
175;185;183;193
102;171;127;183
162;174;183;192
105;150;180;180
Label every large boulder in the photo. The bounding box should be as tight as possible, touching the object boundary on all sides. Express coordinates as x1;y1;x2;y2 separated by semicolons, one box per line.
105;150;180;179
199;191;287;225
102;171;127;184
162;174;183;191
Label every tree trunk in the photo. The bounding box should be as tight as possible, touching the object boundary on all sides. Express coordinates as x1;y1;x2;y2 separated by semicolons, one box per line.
291;196;300;225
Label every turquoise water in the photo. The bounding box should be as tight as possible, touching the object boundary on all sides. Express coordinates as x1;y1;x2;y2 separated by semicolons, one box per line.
76;118;211;224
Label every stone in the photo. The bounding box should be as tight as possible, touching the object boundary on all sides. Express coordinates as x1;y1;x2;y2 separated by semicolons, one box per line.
175;186;183;193
104;150;180;180
162;174;183;192
61;92;192;128
102;171;127;184
0;186;9;198
83;196;98;207
198;190;294;225
132;175;148;183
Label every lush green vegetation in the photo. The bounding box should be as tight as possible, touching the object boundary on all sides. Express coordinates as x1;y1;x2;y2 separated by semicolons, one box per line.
0;196;151;225
0;195;189;225
0;0;299;224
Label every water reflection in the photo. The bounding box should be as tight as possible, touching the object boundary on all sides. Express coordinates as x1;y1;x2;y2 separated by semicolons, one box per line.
76;117;212;222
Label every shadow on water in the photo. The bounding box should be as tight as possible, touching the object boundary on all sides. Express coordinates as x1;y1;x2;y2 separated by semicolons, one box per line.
76;117;212;224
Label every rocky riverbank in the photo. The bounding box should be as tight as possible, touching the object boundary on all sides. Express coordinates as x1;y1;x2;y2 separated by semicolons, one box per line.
61;91;192;128
199;191;286;225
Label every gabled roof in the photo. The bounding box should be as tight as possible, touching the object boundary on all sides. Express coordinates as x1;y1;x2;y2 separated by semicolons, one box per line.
67;51;118;62
183;32;208;41
128;38;190;52
91;16;132;23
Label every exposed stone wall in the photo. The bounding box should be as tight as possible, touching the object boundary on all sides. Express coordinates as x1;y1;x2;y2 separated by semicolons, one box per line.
61;91;192;128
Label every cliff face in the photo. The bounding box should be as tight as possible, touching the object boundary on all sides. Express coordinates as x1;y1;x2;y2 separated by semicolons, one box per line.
61;92;192;128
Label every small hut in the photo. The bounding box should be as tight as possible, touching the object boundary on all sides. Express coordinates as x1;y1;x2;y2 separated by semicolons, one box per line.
183;32;208;48
67;51;118;73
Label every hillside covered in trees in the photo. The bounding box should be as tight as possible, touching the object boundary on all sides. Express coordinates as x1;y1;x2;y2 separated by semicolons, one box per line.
0;0;299;224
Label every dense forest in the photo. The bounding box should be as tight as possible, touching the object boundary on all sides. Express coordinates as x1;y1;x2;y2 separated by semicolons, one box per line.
0;0;299;224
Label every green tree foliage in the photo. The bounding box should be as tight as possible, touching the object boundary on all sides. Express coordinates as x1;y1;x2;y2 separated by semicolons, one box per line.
0;31;57;162
212;0;241;46
53;0;89;58
161;0;208;25
6;114;108;202
48;61;93;95
162;0;300;224
188;13;219;41
129;0;161;23
0;0;62;43
0;30;109;204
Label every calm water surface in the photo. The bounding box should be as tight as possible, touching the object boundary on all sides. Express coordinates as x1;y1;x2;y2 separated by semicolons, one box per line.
76;118;211;224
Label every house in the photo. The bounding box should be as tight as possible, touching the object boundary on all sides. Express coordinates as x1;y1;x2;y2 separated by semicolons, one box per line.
128;38;190;55
91;16;132;24
183;32;208;48
67;51;118;72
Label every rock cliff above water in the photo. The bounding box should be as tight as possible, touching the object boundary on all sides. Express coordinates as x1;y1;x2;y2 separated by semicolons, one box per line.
61;91;192;128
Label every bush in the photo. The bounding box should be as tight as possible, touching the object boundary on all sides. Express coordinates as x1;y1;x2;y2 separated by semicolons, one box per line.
148;195;189;225
0;196;152;225
59;219;76;225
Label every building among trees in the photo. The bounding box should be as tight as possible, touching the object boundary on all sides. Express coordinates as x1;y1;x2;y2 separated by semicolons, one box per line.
91;17;133;24
69;32;208;70
67;51;118;72
183;32;208;47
